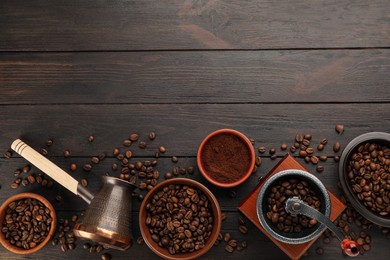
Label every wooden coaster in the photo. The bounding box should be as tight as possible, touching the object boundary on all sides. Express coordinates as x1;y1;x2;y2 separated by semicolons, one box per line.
238;154;346;260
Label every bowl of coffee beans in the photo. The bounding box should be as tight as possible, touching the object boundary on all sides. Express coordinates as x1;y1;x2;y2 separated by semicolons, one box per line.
339;132;390;227
139;178;221;260
197;129;256;188
257;169;331;244
0;193;56;254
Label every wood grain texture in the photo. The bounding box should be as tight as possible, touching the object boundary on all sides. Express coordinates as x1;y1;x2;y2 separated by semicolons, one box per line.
1;50;390;104
1;0;390;51
0;103;388;157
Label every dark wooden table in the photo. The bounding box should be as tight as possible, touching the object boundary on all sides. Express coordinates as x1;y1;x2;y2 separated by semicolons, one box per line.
1;1;389;259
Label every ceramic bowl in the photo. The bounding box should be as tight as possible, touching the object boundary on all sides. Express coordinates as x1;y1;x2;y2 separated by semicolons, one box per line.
197;129;255;188
339;132;390;227
0;193;56;254
139;178;221;260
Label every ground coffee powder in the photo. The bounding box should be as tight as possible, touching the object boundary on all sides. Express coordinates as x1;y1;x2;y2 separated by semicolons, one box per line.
201;134;251;183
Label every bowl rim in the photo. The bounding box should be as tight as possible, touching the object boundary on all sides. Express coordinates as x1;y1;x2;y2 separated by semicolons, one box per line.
338;131;390;227
139;178;222;260
256;169;331;244
197;128;256;188
0;192;57;254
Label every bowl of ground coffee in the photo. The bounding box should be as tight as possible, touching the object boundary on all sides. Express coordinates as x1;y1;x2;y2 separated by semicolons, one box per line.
0;193;56;254
139;178;221;260
339;132;390;227
197;129;255;188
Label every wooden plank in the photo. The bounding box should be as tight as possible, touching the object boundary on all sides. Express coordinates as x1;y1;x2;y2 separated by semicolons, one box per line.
1;50;390;104
1;0;389;51
0;104;388;157
0;158;343;211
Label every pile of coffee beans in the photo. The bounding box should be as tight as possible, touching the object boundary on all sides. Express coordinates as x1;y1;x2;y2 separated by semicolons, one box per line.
347;142;390;216
145;184;213;255
1;198;53;250
266;178;321;233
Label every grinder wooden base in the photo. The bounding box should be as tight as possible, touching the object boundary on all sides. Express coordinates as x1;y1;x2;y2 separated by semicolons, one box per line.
238;154;346;260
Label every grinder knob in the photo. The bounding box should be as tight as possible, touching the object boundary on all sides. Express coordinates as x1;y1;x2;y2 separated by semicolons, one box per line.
341;239;359;257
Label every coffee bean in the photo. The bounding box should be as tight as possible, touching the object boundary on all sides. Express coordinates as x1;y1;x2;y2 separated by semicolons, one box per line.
362;244;370;251
334;155;340;162
136;236;144;245
225;244;234;253
281;144;287;150
113;148;119;156
316;247;324;255
96;245;103;253
302;139;310;146
40;148;48;156
258;146;266;153
91;156;100;164
138;141;147;149
27;175;36;184
123;139;132;147
304;134;312;140
320;138;328;145
70;163;77;172
316;165;324;173
306;147;314;154
158;146;166;153
224;232;231;242
88;135;94;142
52;238;59;246
164;172;173;179
269;148;276;155
290;146;296;153
148;131;156;140
229;190;237;198
23;165;31;173
171;156;178;163
63;150;70;158
83;163;92;172
14;169;22;176
101;253;111;260
295;134;303;143
112;163;118;171
310;156;319;165
46;139;53;146
319;155;327;161
83;243;91;249
81;179;88;187
3;150;12;158
333;142;341;152
239;216;246;225
270;154;277;160
129;133;139;142
255;156;262;166
299;150;307;157
335;124;344;134
317;144;324;151
187;166;194;174
323;237;331;244
228;240;237;248
239;225;248;234
241;241;247;248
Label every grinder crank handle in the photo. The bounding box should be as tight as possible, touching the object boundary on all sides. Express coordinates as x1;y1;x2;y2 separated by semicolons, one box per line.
285;197;359;257
11;139;94;204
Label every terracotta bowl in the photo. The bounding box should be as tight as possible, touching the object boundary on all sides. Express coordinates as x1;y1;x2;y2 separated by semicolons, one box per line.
0;193;56;254
197;129;256;188
139;178;222;260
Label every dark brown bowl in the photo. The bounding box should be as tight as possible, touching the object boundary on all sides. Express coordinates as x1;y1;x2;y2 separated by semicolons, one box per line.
139;178;221;260
339;132;390;227
0;193;57;254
